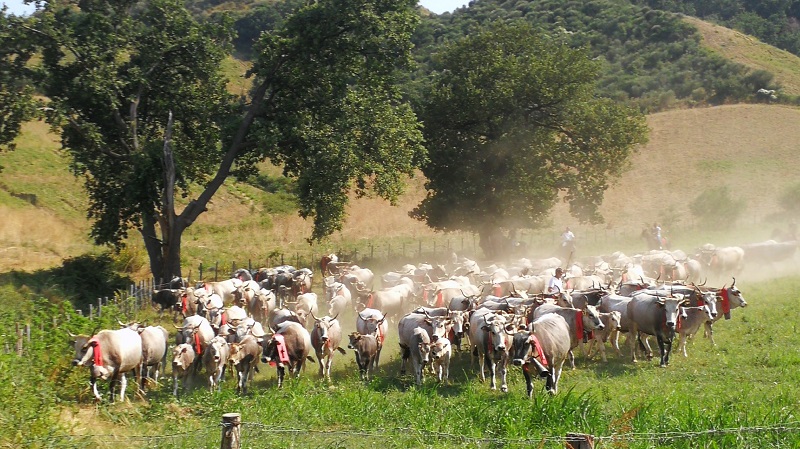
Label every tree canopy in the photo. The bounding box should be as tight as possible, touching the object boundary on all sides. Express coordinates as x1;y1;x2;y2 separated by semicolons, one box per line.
23;0;425;282
0;8;38;157
412;21;649;258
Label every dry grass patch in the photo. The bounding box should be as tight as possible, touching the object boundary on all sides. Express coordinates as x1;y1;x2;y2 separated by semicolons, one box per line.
685;15;800;96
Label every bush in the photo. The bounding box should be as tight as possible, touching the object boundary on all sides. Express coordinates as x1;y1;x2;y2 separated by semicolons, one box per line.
778;182;800;216
689;185;745;229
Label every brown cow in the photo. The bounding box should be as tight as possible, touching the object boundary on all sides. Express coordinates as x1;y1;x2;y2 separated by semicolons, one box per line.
261;321;315;388
228;334;261;394
347;332;379;381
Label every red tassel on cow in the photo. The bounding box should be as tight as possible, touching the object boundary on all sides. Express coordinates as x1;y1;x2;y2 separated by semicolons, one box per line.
89;337;102;367
435;291;444;308
194;333;203;356
719;288;731;319
531;335;548;367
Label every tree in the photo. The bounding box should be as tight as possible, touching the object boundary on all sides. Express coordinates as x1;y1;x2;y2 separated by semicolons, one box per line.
412;21;648;258
0;8;39;159
27;0;425;283
689;185;744;229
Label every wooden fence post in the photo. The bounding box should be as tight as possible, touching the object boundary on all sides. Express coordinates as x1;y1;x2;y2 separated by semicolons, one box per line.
565;433;594;449
220;412;241;449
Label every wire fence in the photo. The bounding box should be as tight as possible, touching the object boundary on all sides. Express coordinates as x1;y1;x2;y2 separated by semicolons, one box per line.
24;418;800;448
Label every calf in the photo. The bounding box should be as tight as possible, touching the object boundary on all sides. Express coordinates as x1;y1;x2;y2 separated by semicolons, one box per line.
430;337;452;383
172;343;196;396
202;336;230;392
585;311;623;362
228;334;261;394
347;332;379;381
677;305;714;357
356;307;388;368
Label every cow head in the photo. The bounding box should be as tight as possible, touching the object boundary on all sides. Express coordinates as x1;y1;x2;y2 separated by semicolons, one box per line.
172;343;195;370
430;338;451;361
510;327;534;367
423;310;450;341
481;314;509;355
582;304;605;331
658;294;687;329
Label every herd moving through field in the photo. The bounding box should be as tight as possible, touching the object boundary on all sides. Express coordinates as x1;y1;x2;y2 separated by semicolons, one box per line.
70;238;799;403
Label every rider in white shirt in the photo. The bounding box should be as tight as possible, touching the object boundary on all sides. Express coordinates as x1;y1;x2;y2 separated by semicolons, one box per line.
561;227;575;248
547;267;565;294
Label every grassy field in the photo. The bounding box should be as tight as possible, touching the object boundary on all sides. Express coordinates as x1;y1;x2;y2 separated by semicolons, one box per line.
3;258;799;448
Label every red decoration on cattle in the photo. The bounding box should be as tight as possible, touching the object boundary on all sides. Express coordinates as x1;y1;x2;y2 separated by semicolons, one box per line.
719;287;731;319
435;291;444;308
89;337;102;367
493;284;502;297
194;333;203;356
531;335;548;367
366;293;374;309
272;334;291;366
181;293;188;314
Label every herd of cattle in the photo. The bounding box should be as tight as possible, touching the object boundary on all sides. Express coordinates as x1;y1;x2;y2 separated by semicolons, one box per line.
67;238;793;402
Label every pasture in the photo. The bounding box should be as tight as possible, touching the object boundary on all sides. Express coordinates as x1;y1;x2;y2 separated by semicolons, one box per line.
3;255;800;448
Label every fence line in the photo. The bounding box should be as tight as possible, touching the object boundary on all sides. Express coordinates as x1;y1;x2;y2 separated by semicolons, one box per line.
19;419;800;448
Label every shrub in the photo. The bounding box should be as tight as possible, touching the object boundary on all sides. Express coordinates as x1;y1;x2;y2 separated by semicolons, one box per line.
778;181;800;216
689;185;745;229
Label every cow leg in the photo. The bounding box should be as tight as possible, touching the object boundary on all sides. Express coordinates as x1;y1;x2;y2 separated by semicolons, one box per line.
704;321;716;346
119;373;128;403
499;359;508;393
657;335;668;367
91;376;102;402
399;345;409;375
317;350;325;378
679;332;688;357
523;367;534;398
567;350;575;370
486;356;496;390
324;354;333;379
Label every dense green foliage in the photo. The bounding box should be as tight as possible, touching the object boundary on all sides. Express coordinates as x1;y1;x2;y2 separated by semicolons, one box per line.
631;0;800;57
689;185;745;228
14;0;425;282
778;181;800;216
412;0;782;112
0;9;38;157
413;21;648;257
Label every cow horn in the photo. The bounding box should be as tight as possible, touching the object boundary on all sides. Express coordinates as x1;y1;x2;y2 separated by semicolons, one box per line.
117;319;127;327
173;324;184;330
67;330;76;338
332;312;339;322
378;313;387;324
700;277;707;286
358;312;367;321
310;311;319;322
731;277;736;288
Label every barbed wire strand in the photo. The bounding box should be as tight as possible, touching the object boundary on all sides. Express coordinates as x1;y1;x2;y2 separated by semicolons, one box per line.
16;421;800;446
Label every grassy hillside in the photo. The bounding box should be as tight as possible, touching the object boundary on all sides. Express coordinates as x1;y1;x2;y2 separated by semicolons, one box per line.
684;15;800;96
3;103;800;274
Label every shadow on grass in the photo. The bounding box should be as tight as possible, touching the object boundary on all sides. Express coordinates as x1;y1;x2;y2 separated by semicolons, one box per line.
0;253;132;310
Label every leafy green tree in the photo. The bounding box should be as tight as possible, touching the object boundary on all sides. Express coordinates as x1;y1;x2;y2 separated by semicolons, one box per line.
0;8;39;158
26;0;424;283
412;21;648;258
778;181;800;216
689;185;744;229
